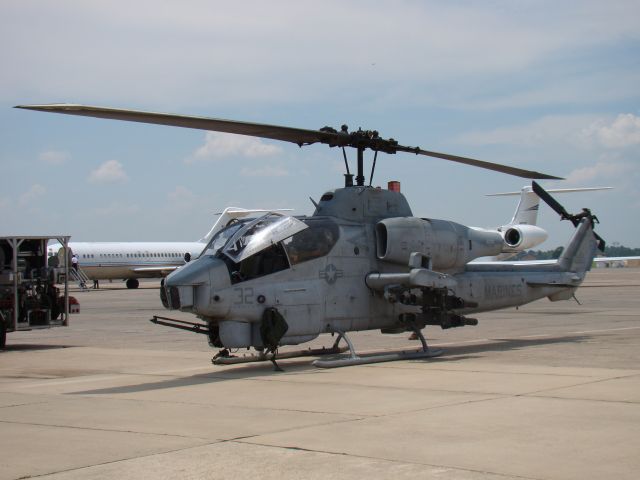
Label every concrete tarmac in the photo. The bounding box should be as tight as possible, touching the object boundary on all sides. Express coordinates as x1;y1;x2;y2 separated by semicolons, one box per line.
1;269;639;480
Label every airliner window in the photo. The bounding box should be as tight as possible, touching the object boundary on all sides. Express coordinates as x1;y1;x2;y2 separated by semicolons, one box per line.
282;218;339;265
223;214;308;263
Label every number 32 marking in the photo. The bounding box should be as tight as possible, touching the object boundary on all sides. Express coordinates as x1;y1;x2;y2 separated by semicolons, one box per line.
234;287;254;304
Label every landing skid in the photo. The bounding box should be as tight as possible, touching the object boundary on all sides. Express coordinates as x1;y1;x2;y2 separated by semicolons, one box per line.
211;329;442;370
313;328;443;368
212;343;349;366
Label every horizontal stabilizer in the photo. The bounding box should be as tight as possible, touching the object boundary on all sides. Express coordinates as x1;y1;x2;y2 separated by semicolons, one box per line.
486;186;612;197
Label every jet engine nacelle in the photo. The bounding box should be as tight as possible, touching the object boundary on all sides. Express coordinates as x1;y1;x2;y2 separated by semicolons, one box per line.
376;217;504;270
500;224;548;252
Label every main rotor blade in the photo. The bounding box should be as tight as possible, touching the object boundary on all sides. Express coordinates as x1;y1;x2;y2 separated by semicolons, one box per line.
396;145;563;180
15;104;337;146
15;103;562;179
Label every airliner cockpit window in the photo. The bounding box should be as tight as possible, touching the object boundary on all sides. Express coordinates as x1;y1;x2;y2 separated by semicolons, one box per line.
223;214;308;264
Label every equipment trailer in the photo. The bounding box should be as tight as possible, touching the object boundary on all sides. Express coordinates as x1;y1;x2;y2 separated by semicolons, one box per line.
0;236;74;348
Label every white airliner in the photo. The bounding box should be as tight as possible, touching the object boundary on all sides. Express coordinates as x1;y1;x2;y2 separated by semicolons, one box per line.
48;208;290;289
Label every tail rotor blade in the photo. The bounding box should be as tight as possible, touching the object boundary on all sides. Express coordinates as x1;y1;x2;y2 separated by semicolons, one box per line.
594;232;606;252
532;182;606;252
532;181;575;225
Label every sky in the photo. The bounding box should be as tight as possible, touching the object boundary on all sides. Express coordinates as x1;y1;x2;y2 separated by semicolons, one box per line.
1;1;639;248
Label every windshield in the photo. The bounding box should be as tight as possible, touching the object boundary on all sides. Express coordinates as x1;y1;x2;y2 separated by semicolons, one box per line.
223;213;308;263
200;218;251;257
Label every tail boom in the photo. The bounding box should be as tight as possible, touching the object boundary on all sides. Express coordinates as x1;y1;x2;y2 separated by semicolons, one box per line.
459;217;598;312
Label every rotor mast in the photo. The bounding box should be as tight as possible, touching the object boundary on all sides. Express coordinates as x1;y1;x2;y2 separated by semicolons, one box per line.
341;146;370;187
330;125;394;187
356;147;365;186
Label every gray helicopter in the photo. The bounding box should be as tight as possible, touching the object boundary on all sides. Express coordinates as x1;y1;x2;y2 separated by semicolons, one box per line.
16;104;605;369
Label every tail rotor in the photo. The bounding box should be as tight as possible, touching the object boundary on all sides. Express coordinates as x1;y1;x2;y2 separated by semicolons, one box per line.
532;181;606;252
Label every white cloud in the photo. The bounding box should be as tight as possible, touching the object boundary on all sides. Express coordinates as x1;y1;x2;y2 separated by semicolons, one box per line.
3;2;638;107
240;165;289;177
187;132;282;163
88;160;128;183
167;185;196;210
565;161;634;184
584;114;640;148
459;115;598;147
459;113;640;152
454;72;640;111
39;150;71;165
19;184;46;206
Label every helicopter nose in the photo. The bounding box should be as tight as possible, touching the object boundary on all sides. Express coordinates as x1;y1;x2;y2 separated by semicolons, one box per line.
163;256;230;314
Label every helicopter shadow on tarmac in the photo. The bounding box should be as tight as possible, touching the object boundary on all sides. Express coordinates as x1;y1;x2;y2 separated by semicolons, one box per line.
69;334;589;396
0;344;73;352
428;334;589;358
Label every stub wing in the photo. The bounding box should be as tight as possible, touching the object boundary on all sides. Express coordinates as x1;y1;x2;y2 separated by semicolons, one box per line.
366;268;457;291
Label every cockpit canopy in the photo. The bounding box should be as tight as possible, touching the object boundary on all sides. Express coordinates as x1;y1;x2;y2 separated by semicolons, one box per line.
223;214;308;263
201;213;339;283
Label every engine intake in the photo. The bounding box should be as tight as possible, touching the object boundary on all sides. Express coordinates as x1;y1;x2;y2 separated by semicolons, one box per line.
376;217;503;270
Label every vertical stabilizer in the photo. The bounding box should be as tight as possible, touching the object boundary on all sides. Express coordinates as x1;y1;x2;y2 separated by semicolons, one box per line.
485;185;540;226
557;218;598;274
510;186;539;225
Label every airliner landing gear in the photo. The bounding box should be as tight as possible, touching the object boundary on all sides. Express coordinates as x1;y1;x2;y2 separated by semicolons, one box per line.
126;278;139;289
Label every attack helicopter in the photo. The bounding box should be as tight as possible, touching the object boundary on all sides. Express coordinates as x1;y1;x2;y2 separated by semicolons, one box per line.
16;104;605;369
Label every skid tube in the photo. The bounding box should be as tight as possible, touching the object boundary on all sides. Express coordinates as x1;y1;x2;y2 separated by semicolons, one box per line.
212;336;349;366
312;328;443;368
211;346;349;365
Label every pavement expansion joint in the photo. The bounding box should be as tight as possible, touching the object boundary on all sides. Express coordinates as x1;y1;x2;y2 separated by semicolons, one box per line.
366;394;510;419
0;399;50;409
231;439;545;480
518;372;640;402
529;394;639;405
13;442;217;480
0;418;210;441
57;393;370;417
